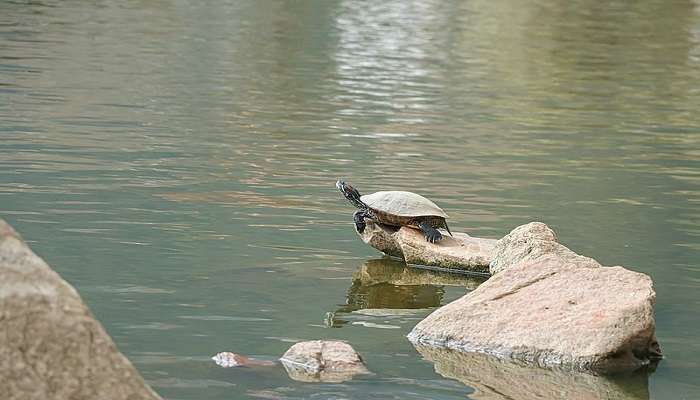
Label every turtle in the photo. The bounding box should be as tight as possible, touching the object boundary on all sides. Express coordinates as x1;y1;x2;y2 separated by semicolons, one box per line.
336;180;452;243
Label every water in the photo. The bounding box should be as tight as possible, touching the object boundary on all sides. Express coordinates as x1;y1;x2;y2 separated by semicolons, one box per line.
2;0;700;398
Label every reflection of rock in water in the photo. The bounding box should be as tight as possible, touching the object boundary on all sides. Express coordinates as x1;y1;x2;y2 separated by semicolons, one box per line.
327;259;486;327
347;281;444;310
352;258;486;289
414;345;650;400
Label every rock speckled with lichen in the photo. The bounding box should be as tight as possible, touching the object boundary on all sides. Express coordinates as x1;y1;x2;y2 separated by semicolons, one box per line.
408;222;661;373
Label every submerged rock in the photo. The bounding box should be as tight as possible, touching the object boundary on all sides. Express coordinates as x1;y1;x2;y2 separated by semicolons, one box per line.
212;352;247;368
279;340;371;383
408;222;661;373
357;220;496;273
0;219;161;400
211;352;275;368
414;345;650;400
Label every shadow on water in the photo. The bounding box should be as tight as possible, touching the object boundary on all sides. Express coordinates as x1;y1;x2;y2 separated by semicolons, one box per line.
326;258;486;327
414;345;652;400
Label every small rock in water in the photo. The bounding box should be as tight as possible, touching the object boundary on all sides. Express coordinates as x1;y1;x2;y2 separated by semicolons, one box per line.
279;340;371;383
212;352;250;368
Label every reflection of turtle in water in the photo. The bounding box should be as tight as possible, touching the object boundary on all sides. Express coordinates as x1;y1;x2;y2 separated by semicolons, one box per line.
336;180;452;243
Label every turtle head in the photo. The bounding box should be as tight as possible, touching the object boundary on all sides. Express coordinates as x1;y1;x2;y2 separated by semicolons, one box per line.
336;180;365;209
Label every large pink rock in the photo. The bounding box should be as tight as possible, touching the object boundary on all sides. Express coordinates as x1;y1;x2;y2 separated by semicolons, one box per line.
357;220;496;273
408;222;661;373
0;220;161;400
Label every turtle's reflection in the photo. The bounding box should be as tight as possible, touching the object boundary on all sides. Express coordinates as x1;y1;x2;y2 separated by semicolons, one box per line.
326;258;486;327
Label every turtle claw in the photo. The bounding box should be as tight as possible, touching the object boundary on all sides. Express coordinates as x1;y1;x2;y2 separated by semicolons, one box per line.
427;232;442;243
355;221;366;233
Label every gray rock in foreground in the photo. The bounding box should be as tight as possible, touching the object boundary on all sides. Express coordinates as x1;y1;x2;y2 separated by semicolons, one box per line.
415;345;649;400
357;220;495;273
408;222;661;373
279;340;371;383
0;220;161;400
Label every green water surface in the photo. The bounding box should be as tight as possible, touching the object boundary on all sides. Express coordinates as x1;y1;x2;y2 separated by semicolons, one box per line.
2;1;700;399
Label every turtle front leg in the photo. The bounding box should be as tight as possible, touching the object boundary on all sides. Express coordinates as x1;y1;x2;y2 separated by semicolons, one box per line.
353;210;369;233
418;221;443;243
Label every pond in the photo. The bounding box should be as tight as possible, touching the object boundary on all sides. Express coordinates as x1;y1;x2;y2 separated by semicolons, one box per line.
2;1;700;399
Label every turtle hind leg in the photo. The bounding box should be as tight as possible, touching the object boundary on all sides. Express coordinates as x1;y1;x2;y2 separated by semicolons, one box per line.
443;221;453;237
418;221;442;243
353;210;368;233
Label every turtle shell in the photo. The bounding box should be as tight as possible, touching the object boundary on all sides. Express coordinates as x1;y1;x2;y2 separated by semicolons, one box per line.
360;191;448;218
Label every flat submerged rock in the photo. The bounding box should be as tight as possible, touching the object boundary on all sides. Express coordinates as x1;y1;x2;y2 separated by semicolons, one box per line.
407;222;661;373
